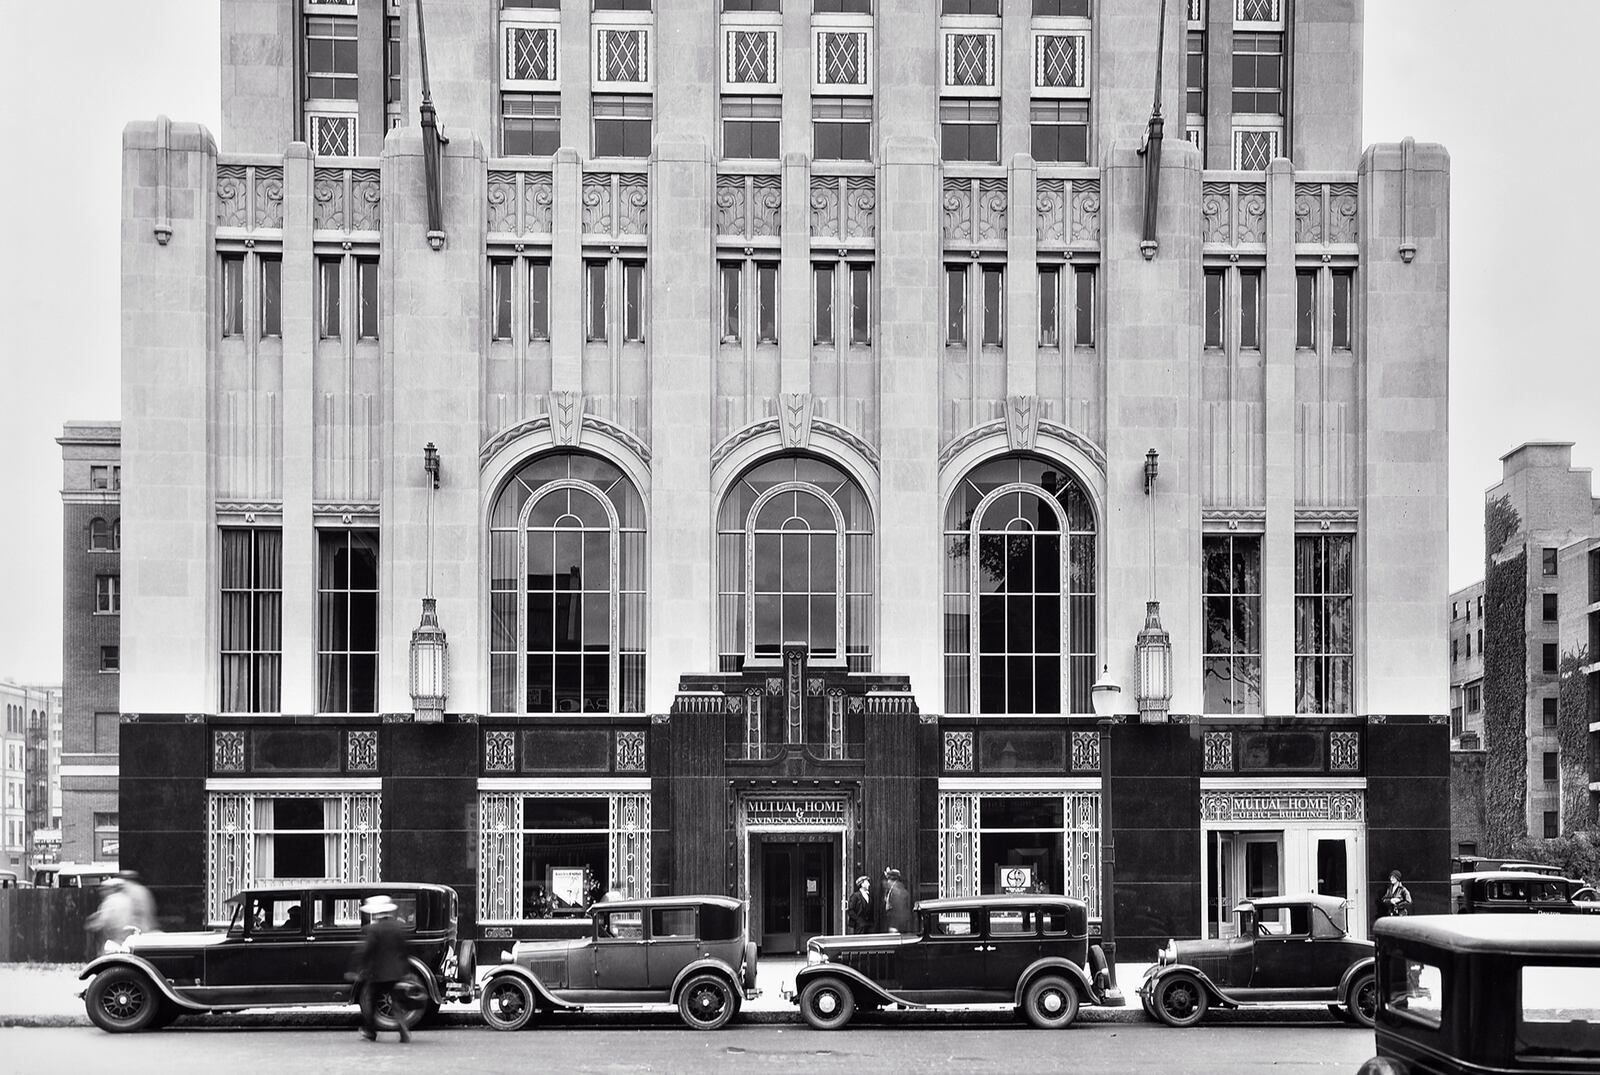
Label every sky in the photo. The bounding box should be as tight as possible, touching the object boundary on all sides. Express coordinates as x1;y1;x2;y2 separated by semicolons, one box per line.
1;1;1597;684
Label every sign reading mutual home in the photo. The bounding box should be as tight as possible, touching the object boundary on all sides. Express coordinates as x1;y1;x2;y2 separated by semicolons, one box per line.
745;797;850;826
1200;789;1365;824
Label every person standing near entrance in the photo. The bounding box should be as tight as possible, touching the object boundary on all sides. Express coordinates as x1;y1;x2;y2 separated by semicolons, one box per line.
883;868;913;934
846;876;873;934
1382;870;1413;918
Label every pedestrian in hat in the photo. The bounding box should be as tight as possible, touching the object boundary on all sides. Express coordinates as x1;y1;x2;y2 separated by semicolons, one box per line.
882;867;914;934
353;895;413;1043
846;875;873;934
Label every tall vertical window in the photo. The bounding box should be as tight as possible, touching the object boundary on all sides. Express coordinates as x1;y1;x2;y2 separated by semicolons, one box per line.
385;15;402;105
319;258;343;339
1203;269;1224;348
490;257;551;341
502;93;561;156
1231;32;1283;115
356;257;379;339
623;261;645;343
721;262;742;343
717;456;875;672
1203;535;1262;714
946;265;967;345
1029;101;1088;164
1544;811;1559;839
813;262;872;346
1294;534;1353;714
757;264;778;344
1072;267;1094;346
944;456;1097;715
220;528;283;713
981;266;1004;346
222;255;245;336
1543;751;1558;782
530;261;551;340
260;256;282;338
1295;270;1317;349
488;453;646;714
305;16;359;101
592;95;653;158
95;575;121;614
722;96;781;160
1331;270;1353;349
586;261;608;341
813;264;834;345
1543;592;1558;622
1185;31;1206;116
1542;643;1557;674
316;530;378;714
812;98;872;161
720;259;777;345
1542;547;1558;576
1038;266;1094;348
492;259;515;340
1239;269;1261;349
940;99;1000;163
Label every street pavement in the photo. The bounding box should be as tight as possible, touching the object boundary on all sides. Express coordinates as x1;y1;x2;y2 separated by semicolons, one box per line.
0;1023;1374;1074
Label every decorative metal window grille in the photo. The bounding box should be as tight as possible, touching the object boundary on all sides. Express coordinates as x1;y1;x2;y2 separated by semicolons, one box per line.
598;28;647;83
943;730;974;772
506;26;556;83
478;790;650;923
1236;0;1280;21
743;692;763;760
1187;0;1205;21
728;30;777;85
1234;128;1279;170
206;790;380;923
937;791;1099;916
1035;33;1086;89
817;31;867;86
946;33;995;88
213;731;246;773
485;730;516;772
308;114;356;157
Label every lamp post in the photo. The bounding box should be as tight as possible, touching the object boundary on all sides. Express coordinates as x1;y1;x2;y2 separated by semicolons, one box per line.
409;443;449;721
1136;448;1173;721
1090;667;1125;1004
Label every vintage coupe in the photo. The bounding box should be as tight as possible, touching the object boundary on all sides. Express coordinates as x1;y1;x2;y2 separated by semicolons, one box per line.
477;895;759;1031
1358;914;1600;1075
1451;870;1596;915
78;882;470;1033
790;894;1118;1030
1140;894;1376;1028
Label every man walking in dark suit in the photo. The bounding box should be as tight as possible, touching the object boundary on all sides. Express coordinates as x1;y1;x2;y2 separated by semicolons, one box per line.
354;894;413;1043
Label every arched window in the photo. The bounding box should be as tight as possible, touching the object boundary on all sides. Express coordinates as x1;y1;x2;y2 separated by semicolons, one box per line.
489;453;645;714
943;456;1096;714
717;455;873;671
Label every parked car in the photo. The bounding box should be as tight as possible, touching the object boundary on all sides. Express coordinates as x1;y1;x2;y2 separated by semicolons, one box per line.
1358;914;1600;1075
78;881;471;1033
789;893;1118;1031
1140;894;1375;1028
0;868;29;889
35;862;120;888
1451;856;1565;876
1450;871;1592;915
477;895;758;1031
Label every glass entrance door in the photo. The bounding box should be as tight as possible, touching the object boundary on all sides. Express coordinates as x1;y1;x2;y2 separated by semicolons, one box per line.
759;841;835;953
1209;831;1283;938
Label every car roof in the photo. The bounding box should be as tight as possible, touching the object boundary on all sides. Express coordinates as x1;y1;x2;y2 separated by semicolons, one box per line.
587;895;745;912
1375;913;1600;954
1452;871;1578;884
227;881;456;903
1234;893;1348;914
915;893;1088;913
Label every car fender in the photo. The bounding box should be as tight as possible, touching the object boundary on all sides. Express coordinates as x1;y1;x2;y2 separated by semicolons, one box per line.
669;957;742;1003
478;964;580;1011
1012;957;1098;1007
1138;963;1240;1009
405;955;447;1004
1337;956;1377;1002
792;962;920;1009
77;954;211;1011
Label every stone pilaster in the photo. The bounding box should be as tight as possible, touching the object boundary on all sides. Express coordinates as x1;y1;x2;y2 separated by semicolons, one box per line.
1261;158;1296;714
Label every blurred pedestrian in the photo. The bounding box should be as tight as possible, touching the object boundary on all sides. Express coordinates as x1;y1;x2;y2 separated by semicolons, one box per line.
353;895;414;1043
87;877;134;951
883;868;913;934
119;871;157;934
846;876;872;934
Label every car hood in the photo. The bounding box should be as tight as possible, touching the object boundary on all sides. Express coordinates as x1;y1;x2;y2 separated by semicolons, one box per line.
811;931;919;955
511;937;590;959
125;930;230;951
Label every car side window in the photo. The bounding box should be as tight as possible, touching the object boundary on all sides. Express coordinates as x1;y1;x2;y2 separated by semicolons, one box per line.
987;909;1036;937
1385;950;1442;1029
250;895;305;934
928;910;978;937
314;897;362;929
1286;907;1311;936
598;909;644;941
651;908;697;940
1040;908;1071;936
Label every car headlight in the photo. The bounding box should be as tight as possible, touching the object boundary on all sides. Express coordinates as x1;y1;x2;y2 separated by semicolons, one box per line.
805;947;827;965
1160;941;1175;965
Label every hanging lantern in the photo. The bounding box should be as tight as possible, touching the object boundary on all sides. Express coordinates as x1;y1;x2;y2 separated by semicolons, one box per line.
409;596;449;722
1135;600;1172;722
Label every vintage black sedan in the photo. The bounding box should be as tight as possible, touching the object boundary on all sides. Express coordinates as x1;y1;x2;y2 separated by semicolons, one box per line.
1140;893;1375;1028
78;882;471;1033
477;895;759;1031
790;894;1117;1030
1358;914;1600;1075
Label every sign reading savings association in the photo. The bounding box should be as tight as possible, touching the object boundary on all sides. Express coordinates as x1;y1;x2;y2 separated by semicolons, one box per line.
745;798;849;826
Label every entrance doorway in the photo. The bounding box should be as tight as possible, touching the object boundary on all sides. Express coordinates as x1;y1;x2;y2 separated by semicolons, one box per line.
1209;831;1282;938
758;841;835;953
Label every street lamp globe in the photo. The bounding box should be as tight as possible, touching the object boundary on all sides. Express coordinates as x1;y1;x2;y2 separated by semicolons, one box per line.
1090;667;1122;720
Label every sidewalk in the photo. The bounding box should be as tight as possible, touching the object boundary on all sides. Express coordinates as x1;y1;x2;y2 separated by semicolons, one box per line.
0;958;1158;1028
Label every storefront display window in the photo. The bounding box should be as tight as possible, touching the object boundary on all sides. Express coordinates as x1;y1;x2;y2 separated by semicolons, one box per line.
479;789;649;922
938;789;1099;915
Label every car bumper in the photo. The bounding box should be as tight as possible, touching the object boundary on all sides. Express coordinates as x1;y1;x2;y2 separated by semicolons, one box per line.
744;988;762;1001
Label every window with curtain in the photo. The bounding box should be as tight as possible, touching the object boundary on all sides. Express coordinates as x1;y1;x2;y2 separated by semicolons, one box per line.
207;790;379;923
489;453;646;715
716;455;874;672
1202;534;1262;714
943;456;1096;714
317;530;379;713
478;790;650;922
1294;534;1354;713
220;528;283;713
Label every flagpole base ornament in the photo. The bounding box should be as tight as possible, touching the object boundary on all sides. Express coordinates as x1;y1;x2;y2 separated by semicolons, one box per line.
427;230;446;251
1139;239;1158;260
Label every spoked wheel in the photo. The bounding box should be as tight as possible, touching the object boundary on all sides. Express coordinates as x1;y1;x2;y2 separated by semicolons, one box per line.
86;968;161;1033
1347;970;1377;1029
480;975;536;1031
677;973;736;1031
1022;974;1081;1029
374;970;428;1032
1154;972;1209;1028
798;977;856;1031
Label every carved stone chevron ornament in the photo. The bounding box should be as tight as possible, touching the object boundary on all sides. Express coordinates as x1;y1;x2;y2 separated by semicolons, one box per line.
549;391;584;447
1005;395;1040;452
779;393;815;450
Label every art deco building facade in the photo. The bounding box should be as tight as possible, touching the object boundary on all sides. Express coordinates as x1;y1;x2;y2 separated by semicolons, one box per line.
118;0;1450;957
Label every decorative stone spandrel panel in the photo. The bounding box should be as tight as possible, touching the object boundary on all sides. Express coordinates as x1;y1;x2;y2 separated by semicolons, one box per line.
1070;730;1099;771
312;167;382;233
942;179;973;245
213;730;246;774
1201;181;1267;246
348;169;380;232
215;163;284;232
487;171;518;233
582;172;649;238
582;174;613;235
313;169;346;231
1069;179;1100;243
810;175;876;240
254;168;284;229
716;174;782;241
217;165;248;228
1203;729;1234;772
1294;181;1358;245
346;730;378;772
